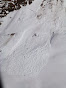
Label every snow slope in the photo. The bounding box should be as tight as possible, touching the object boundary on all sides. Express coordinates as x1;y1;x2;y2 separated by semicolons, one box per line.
0;0;66;88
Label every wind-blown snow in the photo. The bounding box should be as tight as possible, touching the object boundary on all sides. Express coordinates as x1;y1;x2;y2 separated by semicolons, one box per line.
0;0;66;88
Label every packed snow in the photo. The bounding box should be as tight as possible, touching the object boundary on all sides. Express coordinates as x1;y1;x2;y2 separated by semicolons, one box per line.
0;0;66;88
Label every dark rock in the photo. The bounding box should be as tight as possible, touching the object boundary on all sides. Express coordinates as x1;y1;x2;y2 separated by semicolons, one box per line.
34;33;37;36
22;1;27;6
7;3;15;12
10;33;15;36
29;1;32;5
15;3;21;10
0;22;2;25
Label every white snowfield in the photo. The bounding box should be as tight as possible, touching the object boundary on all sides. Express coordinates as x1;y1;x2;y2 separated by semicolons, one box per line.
0;0;66;88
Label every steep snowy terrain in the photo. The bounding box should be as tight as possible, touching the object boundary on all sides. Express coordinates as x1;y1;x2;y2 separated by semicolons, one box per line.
0;0;66;88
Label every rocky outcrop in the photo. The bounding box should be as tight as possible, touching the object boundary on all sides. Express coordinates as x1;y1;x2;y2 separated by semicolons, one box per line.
0;0;35;18
0;1;21;18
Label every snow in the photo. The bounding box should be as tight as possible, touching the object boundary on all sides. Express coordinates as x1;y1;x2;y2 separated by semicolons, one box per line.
0;0;66;88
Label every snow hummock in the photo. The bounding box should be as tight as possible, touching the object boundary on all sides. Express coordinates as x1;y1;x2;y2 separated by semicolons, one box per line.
0;0;66;88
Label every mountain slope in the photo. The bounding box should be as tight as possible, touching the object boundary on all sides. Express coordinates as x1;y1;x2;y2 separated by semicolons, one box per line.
0;0;66;88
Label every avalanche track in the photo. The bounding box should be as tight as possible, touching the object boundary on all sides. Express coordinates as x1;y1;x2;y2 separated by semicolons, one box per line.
0;0;66;88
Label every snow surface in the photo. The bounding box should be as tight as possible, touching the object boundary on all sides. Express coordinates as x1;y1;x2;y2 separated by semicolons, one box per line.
0;0;66;88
